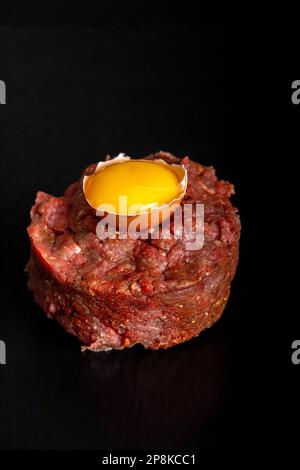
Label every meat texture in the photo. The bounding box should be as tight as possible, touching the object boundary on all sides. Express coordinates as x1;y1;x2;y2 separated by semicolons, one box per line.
26;152;240;351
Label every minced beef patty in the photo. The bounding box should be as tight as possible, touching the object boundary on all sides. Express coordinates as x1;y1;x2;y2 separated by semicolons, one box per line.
26;152;240;351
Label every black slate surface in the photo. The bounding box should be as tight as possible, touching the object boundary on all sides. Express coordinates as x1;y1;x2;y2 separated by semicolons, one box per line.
0;22;255;450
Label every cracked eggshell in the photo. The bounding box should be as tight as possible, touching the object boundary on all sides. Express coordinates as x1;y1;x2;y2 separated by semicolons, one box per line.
82;153;188;227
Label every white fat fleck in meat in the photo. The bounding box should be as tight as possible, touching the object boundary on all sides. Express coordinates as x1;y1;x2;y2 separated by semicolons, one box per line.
60;240;82;260
49;303;56;313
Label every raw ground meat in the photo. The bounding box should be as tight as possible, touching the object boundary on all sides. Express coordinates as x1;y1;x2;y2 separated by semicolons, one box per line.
26;152;240;351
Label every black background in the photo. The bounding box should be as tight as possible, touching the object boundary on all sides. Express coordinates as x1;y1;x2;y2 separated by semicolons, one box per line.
0;3;256;451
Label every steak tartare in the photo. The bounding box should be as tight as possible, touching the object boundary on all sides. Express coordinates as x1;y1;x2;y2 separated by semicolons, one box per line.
26;152;240;351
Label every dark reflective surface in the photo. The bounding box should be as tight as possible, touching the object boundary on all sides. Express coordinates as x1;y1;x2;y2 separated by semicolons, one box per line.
0;25;254;449
0;268;249;449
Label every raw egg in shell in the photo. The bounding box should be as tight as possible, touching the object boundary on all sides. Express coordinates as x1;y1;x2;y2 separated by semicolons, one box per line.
83;154;187;229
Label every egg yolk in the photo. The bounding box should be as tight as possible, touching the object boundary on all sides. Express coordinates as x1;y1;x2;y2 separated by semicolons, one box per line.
85;161;181;215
